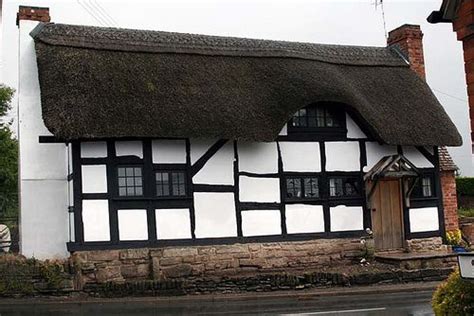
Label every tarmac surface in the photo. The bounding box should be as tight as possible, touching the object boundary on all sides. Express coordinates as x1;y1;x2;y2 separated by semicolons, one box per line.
0;282;438;315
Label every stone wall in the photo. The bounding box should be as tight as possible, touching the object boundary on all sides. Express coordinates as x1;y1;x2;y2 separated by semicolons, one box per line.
72;238;364;287
406;237;448;253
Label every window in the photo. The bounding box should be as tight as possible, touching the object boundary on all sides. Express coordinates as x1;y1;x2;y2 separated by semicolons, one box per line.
156;171;187;197
289;104;344;130
412;176;434;199
117;166;143;196
329;177;360;198
286;176;320;200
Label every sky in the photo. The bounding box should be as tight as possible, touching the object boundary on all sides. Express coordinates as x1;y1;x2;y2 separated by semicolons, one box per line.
1;0;472;175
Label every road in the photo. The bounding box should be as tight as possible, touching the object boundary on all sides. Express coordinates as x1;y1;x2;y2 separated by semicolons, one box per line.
0;287;435;315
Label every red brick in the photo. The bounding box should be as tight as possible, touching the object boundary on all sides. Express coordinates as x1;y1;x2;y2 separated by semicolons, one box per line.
440;171;459;233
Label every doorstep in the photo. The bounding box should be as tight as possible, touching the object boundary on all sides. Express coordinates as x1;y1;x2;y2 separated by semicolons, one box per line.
374;250;458;269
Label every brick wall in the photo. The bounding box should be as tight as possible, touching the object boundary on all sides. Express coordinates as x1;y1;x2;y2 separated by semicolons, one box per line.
72;238;364;286
451;0;474;142
441;170;459;232
16;6;50;25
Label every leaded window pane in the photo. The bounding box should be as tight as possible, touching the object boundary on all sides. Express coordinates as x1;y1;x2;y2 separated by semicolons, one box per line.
286;178;302;198
304;178;319;198
422;177;432;197
117;166;144;197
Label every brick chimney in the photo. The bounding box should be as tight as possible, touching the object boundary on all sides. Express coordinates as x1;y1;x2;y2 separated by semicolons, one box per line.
16;5;50;26
387;24;425;79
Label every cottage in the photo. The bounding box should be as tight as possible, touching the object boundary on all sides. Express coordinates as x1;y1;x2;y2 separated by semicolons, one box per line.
17;7;462;282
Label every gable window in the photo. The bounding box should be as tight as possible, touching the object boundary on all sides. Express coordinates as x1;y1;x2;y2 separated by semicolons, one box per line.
156;171;187;197
117;166;143;197
411;175;435;199
289;104;345;135
286;176;320;200
329;177;360;198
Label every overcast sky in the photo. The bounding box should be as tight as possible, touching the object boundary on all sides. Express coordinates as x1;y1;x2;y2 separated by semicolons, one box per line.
1;0;472;175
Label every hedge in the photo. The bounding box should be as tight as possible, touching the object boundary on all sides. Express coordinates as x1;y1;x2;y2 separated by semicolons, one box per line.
456;177;474;196
432;270;474;315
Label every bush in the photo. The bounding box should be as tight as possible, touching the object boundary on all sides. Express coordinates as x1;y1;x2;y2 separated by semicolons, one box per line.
432;270;474;315
456;177;474;196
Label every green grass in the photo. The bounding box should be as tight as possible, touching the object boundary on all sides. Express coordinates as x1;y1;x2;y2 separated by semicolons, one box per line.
458;207;474;218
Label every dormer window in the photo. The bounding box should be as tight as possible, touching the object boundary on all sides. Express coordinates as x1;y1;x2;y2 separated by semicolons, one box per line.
288;104;346;138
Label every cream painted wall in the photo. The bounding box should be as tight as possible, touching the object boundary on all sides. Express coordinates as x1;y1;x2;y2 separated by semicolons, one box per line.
18;20;68;259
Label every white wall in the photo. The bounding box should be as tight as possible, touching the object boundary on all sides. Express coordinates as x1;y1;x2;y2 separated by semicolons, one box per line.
116;141;143;158
346;114;367;139
330;205;364;232
409;207;440;233
152;139;185;163
192;141;234;184
239;176;280;203
241;210;281;236
18;20;68;259
238;142;278;173
82;200;110;242
325;141;360;171
194;193;237;238
285;204;325;234
402;146;433;168
81;142;107;158
155;208;192;239
81;165;107;193
280;142;321;172
117;209;148;241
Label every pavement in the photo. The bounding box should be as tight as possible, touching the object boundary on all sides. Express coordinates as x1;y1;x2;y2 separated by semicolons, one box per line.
0;281;440;315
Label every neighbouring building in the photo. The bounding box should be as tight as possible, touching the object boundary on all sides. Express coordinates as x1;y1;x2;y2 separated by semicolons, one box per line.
16;6;462;283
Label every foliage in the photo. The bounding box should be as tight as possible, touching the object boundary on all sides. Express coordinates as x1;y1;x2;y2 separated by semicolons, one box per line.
432;270;474;316
446;229;463;246
458;207;474;218
456;177;474;196
0;85;18;217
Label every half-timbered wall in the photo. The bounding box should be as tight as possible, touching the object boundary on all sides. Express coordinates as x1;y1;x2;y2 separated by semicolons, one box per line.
65;113;443;251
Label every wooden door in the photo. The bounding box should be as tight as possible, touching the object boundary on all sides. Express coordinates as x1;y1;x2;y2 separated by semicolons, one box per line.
371;179;404;251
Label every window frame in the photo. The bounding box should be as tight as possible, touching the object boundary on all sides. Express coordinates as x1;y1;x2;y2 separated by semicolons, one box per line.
155;170;188;199
327;174;363;200
284;174;323;202
410;171;437;201
116;165;144;197
287;104;347;138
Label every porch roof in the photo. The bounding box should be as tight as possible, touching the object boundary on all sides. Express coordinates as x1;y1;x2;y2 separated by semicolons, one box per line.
31;23;462;146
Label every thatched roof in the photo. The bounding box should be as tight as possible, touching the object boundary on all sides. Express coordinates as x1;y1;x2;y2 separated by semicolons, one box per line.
31;23;462;146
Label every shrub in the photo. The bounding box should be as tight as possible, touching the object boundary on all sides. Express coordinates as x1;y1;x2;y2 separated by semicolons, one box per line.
456;177;474;196
446;229;463;246
432;270;474;315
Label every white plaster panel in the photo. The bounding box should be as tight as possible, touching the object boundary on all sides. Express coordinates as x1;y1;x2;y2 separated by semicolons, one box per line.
238;142;278;173
156;209;192;239
80;142;107;158
68;144;73;174
81;165;107;193
330;205;364;232
194;193;237;238
279;142;321;172
403;147;434;168
325;142;360;171
152;139;186;163
279;124;288;136
409;207;440;233
239;176;280;203
116;141;143;158
364;142;398;172
69;211;75;243
346;114;367;139
118;209;148;241
190;139;216;164
285;204;325;234
20;180;69;259
193;142;234;185
241;210;281;236
82;200;110;242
